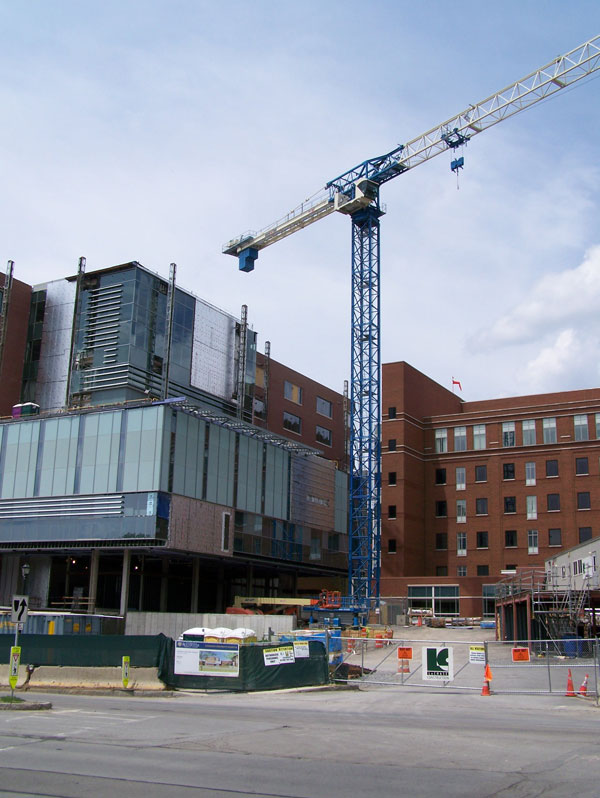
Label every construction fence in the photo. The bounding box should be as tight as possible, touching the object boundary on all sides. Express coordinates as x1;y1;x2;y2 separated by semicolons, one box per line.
330;634;600;699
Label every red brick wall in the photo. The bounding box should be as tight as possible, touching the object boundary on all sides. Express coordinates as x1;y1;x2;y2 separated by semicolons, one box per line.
0;274;30;417
255;353;347;466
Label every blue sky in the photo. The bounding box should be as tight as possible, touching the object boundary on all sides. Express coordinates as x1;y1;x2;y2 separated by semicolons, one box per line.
2;1;600;400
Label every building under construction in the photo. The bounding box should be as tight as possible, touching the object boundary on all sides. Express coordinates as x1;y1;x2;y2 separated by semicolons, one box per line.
495;537;600;644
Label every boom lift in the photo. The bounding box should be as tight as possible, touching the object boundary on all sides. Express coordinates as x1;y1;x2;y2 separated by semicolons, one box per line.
224;36;600;616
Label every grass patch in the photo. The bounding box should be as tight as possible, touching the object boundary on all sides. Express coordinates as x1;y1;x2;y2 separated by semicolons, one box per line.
1;695;25;704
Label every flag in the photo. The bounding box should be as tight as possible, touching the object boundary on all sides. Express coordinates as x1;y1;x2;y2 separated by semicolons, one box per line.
452;378;462;391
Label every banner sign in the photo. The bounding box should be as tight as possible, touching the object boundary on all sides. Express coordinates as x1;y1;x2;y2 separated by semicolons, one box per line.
263;645;295;666
174;640;239;677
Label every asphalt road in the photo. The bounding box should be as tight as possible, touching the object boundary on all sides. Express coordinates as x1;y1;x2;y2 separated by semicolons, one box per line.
1;686;599;798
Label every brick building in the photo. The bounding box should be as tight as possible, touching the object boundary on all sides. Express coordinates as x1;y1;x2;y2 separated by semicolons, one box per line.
381;361;600;619
253;352;347;469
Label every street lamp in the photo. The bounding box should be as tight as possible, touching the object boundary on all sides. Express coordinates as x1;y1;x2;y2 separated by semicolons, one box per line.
21;563;30;594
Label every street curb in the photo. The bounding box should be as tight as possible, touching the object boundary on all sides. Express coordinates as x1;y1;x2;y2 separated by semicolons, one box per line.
0;701;52;710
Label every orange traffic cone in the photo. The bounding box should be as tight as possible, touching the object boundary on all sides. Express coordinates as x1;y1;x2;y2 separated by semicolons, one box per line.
481;663;493;696
565;668;576;696
346;637;355;654
578;673;589;697
397;659;410;674
417;615;422;627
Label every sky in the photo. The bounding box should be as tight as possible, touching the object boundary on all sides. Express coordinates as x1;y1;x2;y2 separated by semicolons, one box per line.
2;1;600;401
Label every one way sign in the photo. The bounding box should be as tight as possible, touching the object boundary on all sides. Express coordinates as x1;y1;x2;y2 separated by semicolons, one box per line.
11;595;29;624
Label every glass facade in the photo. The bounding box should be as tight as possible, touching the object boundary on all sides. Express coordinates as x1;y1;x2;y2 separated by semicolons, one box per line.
0;405;347;559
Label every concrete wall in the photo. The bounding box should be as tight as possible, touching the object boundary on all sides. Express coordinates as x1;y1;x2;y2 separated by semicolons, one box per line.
124;611;296;640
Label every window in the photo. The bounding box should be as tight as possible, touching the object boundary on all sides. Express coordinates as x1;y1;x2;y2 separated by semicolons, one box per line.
328;533;340;552
475;498;488;515
388;505;397;519
547;493;560;511
388;472;397;486
387;406;396;419
406;585;460;616
526;495;537;520
503;463;515;480
576;457;589;475
435;428;447;453
284;380;303;405
456;499;466;523
505;530;517;548
435;500;447;517
475;464;487;482
596;413;600;439
316;425;332;446
454;426;467;452
316;396;332;417
528;528;538;554
435;468;446;485
473;424;486;450
222;513;231;551
387;539;397;554
310;531;321;560
456;467;466;491
388;439;396;451
457;565;467;577
283;411;301;434
546;459;559;477
476;531;488;549
522;419;536;446
436;566;448;577
579;526;593;543
525;461;536;486
478;565;490;577
435;533;447;550
502;421;515;447
504;496;516;513
574;414;589;441
457;531;467;556
549;528;562;546
505;564;517;572
543;417;557;444
577;492;591;510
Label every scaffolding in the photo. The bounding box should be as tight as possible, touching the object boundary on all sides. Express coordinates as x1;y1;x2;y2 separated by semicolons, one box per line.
495;568;598;643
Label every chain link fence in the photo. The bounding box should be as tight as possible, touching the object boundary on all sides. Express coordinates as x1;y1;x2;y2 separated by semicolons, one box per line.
329;634;600;699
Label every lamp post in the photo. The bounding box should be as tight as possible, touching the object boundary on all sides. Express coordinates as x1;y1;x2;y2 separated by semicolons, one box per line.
21;563;30;594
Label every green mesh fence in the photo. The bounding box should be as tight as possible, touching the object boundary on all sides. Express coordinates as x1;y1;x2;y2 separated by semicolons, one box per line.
0;634;170;669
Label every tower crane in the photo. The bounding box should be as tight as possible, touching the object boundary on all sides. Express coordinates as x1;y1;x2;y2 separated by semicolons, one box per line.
224;36;600;615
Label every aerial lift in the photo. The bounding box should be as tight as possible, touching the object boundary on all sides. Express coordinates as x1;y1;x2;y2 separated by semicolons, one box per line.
224;36;600;617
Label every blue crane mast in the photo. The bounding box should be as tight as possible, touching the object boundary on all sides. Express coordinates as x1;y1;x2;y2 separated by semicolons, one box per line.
224;36;600;615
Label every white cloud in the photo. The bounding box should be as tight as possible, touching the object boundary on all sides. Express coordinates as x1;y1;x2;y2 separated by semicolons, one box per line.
467;245;600;352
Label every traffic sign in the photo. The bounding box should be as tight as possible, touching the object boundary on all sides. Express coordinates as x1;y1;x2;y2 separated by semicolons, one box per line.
122;655;130;688
9;646;21;689
11;595;29;624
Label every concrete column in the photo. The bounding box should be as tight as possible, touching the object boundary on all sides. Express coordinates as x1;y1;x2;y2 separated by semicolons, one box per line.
246;563;254;596
215;564;225;612
159;558;169;612
88;551;100;614
0;554;20;605
119;549;131;617
190;558;200;613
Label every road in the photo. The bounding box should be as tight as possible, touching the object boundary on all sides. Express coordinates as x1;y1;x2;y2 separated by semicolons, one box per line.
1;685;599;797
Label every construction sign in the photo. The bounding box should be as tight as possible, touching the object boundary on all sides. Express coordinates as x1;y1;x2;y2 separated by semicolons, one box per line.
9;646;21;690
422;646;454;681
512;647;530;662
397;646;413;660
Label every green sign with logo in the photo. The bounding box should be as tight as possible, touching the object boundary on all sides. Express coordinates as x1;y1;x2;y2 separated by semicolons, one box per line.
422;646;454;681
